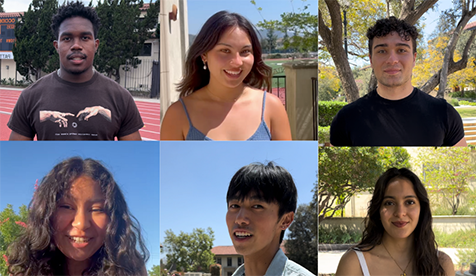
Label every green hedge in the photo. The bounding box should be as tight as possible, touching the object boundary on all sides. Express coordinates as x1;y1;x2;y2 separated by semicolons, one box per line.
319;101;347;127
318;225;361;244
450;90;476;99
318;126;330;144
459;100;476;106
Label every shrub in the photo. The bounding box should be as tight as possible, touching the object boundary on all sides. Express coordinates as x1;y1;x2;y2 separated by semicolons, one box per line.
459;100;476;106
450;90;476;99
318;225;362;244
448;98;459;106
318;126;330;144
209;264;221;276
319;101;347;126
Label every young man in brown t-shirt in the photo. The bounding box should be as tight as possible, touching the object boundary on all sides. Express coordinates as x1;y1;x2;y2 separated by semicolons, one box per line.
8;1;143;140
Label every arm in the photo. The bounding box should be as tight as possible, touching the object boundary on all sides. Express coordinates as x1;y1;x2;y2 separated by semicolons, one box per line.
160;101;186;140
453;137;467;147
335;250;364;276
118;131;142;141
9;131;34;141
267;93;292;140
438;251;455;276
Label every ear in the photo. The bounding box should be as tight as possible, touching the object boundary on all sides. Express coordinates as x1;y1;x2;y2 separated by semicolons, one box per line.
201;54;207;63
95;39;99;52
279;212;294;230
369;53;373;66
412;51;417;67
53;40;59;52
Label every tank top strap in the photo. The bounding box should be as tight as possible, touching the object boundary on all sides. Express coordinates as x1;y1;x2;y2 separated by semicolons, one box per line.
179;98;193;127
353;249;371;276
261;91;267;121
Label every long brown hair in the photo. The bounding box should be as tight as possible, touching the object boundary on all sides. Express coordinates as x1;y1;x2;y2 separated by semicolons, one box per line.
177;11;272;97
355;168;446;276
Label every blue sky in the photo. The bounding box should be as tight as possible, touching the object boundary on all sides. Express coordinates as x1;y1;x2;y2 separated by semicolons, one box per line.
159;142;317;252
0;142;160;270
187;0;318;35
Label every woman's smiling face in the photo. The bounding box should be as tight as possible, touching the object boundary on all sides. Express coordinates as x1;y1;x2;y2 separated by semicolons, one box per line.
203;26;255;89
52;175;109;263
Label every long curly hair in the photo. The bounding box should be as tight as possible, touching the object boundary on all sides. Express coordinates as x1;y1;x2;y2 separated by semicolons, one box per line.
366;16;419;56
355;168;445;276
177;10;272;97
7;157;149;276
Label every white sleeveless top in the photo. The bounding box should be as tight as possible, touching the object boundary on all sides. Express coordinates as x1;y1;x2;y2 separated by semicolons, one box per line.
353;249;371;276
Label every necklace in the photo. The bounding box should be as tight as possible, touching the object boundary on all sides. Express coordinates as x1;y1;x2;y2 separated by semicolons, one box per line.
382;242;412;276
204;86;243;103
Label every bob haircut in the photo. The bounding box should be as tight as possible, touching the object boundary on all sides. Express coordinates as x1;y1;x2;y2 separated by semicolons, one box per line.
51;1;101;40
226;162;297;244
355;168;445;276
7;157;149;276
177;10;272;97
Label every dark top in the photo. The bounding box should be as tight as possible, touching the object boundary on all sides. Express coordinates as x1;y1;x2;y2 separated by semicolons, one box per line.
330;88;465;146
8;71;143;140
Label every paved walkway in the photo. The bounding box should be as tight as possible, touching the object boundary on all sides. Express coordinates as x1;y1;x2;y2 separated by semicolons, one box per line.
318;248;465;274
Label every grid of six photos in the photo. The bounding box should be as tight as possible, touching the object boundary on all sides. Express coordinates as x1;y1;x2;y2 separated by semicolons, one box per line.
0;0;318;276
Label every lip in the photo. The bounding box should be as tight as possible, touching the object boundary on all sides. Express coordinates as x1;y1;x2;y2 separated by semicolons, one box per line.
224;69;242;79
67;235;92;248
233;229;253;241
384;69;400;75
392;221;409;228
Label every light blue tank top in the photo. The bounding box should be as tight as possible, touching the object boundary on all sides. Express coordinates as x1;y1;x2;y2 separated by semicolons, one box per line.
179;91;271;141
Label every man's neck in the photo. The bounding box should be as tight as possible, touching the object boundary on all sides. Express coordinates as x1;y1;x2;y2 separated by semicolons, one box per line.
376;84;414;100
58;68;95;83
242;246;280;276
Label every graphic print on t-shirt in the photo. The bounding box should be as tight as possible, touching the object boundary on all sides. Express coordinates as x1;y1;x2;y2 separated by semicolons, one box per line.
39;106;112;137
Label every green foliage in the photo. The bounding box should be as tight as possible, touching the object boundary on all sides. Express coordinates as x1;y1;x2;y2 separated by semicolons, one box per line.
94;0;159;83
448;98;460;106
285;203;317;275
0;0;4;12
459;100;476;106
162;228;215;272
450;90;476;99
0;204;29;276
148;264;163;276
415;147;476;215
318;225;361;244
434;228;476;248
318;101;347;126
456;248;476;272
209;263;221;276
318;126;330;144
319;147;411;221
13;0;59;80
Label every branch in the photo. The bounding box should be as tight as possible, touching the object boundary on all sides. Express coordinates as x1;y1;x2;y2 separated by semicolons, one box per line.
400;0;439;25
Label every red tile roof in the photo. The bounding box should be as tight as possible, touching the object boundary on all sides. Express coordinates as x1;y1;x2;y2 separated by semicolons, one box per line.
465;21;476;31
0;12;23;18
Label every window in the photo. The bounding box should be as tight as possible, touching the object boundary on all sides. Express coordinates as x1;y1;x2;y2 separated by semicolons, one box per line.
217;257;221;265
227;257;232;267
139;43;152;56
238;257;242;266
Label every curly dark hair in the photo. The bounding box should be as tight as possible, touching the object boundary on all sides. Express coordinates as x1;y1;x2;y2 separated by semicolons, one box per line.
366;16;419;56
355;168;445;276
7;157;149;276
51;1;101;39
177;11;272;97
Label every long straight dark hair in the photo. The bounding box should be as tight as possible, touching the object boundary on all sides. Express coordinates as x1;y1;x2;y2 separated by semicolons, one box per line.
177;10;272;97
355;168;446;276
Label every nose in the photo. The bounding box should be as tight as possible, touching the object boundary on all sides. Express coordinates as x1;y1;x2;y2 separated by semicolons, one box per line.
72;209;91;230
235;208;249;225
71;38;83;50
230;52;243;67
386;50;398;64
394;204;406;218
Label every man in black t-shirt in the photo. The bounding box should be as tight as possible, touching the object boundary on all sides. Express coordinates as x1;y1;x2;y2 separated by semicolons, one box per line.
8;1;143;140
330;17;466;146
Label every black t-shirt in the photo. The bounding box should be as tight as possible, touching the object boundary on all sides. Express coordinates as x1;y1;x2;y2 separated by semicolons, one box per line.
330;88;465;146
8;71;144;140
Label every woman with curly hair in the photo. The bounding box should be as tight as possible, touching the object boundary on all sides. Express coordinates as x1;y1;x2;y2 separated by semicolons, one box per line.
7;157;148;275
335;168;455;276
160;11;291;141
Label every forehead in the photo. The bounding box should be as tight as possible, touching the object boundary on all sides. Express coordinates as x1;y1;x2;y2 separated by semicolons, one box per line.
217;26;252;44
58;16;94;35
63;175;104;200
384;178;417;198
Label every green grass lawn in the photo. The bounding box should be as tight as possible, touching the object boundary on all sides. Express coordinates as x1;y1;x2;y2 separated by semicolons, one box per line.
456;107;476;118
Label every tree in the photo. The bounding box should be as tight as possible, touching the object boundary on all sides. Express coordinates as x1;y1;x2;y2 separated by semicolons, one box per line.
13;0;58;81
251;0;317;53
285;184;318;275
162;228;215;272
266;26;278;54
415;147;476;215
0;0;4;13
94;0;159;83
148;264;161;276
318;147;411;222
0;205;29;276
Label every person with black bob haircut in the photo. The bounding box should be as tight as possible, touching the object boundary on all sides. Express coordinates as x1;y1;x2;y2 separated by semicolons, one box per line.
335;168;454;276
7;157;149;276
8;1;143;141
226;162;314;276
161;11;292;141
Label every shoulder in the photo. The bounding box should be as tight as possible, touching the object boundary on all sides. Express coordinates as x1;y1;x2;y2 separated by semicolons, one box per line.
438;251;455;276
160;99;188;140
335;249;364;276
20;72;56;97
285;259;315;276
414;88;447;105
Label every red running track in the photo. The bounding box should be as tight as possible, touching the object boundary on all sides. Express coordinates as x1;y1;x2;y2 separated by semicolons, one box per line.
0;88;160;141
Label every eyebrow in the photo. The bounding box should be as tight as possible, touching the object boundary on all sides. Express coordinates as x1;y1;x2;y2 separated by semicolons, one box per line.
217;43;252;49
228;195;265;202
383;195;418;200
373;43;411;50
60;31;94;37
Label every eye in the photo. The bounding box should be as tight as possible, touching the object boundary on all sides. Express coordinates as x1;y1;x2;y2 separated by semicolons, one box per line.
241;49;252;55
220;49;231;53
229;204;239;209
398;48;408;53
377;49;386;54
62;37;71;41
383;201;394;206
82;36;91;40
252;204;264;209
406;200;416;205
92;207;105;212
59;204;73;210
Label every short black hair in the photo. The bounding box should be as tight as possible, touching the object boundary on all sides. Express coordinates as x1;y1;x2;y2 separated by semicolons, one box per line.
366;16;418;56
226;162;298;243
51;1;101;39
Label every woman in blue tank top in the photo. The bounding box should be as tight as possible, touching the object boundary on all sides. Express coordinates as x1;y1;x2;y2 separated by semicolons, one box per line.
160;11;292;141
335;168;454;276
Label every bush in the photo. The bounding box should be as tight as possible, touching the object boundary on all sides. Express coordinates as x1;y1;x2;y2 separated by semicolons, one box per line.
459;100;476;106
434;229;476;248
318;126;330;144
456;249;476;272
268;53;283;59
448;98;459;106
318;225;362;244
450;90;476;99
319;101;347;127
209;264;221;276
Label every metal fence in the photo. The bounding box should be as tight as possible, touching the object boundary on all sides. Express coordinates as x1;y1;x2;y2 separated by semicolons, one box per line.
312;77;317;140
272;75;286;108
121;58;155;93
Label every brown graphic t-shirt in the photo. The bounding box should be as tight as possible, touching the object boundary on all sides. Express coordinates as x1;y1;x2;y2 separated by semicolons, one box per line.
8;71;144;140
